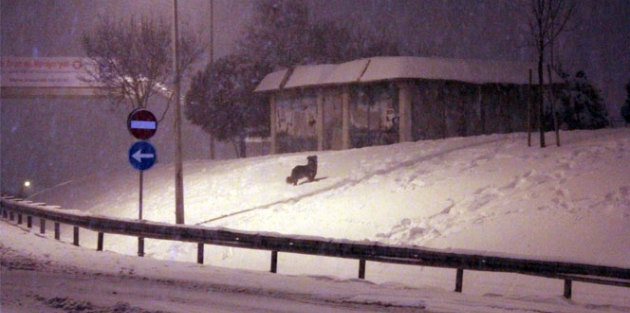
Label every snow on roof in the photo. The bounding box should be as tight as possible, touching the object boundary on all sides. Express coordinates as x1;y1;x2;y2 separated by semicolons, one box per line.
283;64;337;89
254;68;290;92
322;58;370;84
255;56;559;92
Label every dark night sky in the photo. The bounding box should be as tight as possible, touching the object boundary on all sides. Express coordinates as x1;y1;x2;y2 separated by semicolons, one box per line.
2;0;628;113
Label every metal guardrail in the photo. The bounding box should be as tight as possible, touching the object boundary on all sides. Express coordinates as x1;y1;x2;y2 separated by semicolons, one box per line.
1;195;629;299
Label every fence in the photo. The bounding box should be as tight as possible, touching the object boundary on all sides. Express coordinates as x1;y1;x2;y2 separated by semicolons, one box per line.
1;195;629;300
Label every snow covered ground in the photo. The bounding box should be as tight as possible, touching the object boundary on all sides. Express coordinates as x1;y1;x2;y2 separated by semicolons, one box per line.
2;129;629;312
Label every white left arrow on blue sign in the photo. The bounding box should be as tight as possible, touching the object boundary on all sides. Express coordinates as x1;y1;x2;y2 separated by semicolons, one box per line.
128;141;157;171
132;149;155;162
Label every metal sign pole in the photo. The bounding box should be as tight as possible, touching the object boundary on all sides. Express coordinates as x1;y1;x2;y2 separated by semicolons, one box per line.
138;170;145;257
139;170;143;220
127;108;157;258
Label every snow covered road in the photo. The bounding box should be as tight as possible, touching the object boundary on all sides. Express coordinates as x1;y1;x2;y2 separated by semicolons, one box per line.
1;224;427;313
2;269;411;313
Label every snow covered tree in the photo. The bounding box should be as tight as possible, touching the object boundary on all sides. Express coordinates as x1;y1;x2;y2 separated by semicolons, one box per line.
185;55;272;158
556;70;609;130
621;80;630;124
82;15;204;119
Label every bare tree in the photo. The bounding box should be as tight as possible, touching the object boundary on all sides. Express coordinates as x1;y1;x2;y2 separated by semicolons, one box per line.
82;15;204;120
527;0;578;147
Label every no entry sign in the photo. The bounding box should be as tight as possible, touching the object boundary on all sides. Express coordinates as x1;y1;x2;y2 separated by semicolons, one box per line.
127;108;157;140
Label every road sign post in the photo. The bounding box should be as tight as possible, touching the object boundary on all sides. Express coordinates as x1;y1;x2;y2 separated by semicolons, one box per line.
127;109;158;257
138;170;144;257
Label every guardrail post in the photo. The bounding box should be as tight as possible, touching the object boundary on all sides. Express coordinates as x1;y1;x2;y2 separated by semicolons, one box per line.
97;232;104;251
10;211;15;221
27;215;32;228
138;237;145;257
73;226;79;246
455;268;464;293
270;250;278;273
197;243;204;264
563;279;572;299
40;218;46;234
54;222;60;240
17;213;21;224
358;259;366;279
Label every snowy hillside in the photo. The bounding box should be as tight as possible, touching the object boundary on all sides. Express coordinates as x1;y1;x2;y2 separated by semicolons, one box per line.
9;128;630;312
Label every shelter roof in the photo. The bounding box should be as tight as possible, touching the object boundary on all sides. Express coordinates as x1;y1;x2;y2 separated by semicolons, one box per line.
255;56;559;92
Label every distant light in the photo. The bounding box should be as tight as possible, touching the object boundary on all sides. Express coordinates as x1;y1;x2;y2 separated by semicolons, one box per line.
24;181;31;187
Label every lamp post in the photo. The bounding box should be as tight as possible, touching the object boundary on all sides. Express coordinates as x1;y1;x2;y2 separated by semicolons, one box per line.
173;0;185;224
208;0;215;160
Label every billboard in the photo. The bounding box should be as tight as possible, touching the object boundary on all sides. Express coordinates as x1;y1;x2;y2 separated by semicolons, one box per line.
1;57;93;88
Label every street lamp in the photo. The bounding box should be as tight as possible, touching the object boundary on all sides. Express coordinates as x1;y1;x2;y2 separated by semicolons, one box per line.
19;180;32;199
173;0;185;224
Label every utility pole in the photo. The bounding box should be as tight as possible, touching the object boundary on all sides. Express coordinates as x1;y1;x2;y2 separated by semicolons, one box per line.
209;0;216;160
173;0;185;224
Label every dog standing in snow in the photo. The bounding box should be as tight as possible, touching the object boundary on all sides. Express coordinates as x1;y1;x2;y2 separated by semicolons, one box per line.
286;155;318;186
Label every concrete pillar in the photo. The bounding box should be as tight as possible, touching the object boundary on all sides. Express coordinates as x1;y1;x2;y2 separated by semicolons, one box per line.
316;89;325;151
270;94;277;154
397;81;412;142
342;85;350;150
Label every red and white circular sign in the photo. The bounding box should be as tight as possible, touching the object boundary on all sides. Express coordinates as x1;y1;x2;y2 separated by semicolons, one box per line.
127;108;158;140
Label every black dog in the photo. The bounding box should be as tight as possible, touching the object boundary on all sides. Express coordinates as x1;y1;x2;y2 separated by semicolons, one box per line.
286;155;318;186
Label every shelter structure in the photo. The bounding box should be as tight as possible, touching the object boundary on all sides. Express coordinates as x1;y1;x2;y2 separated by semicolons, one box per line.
255;56;559;154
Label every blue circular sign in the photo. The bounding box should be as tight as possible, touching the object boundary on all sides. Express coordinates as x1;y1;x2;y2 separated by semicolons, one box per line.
128;141;157;171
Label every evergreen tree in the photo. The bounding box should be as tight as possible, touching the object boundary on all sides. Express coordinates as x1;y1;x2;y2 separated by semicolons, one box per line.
557;70;609;129
185;55;271;158
305;15;402;64
236;0;310;69
236;0;401;68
